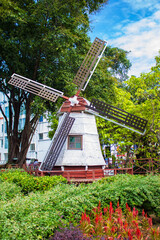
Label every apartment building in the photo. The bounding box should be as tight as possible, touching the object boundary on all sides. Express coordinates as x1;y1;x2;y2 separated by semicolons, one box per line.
0;92;52;165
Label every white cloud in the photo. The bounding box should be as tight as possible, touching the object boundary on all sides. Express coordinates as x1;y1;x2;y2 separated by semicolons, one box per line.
110;10;160;76
123;0;160;11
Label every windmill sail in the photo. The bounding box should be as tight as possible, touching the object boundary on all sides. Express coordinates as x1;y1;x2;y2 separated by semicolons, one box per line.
86;98;147;134
73;37;107;91
40;113;75;171
9;73;64;102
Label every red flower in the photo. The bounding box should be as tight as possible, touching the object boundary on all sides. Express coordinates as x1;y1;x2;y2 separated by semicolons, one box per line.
124;220;128;230
148;217;152;227
133;207;138;217
136;228;141;239
109;202;114;215
98;201;101;212
128;229;132;238
126;203;131;212
142;209;145;217
80;212;90;224
111;226;115;233
104;226;108;233
132;220;138;227
104;207;108;214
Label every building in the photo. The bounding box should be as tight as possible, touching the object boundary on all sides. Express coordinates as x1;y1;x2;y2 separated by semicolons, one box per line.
0;92;52;165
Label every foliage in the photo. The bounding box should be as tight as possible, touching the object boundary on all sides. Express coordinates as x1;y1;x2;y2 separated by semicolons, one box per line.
97;51;160;159
50;224;91;240
80;201;160;239
48;112;59;139
95;174;160;216
104;46;131;81
0;173;160;239
0;181;22;201
0;0;108;165
0;169;67;194
125;54;160;158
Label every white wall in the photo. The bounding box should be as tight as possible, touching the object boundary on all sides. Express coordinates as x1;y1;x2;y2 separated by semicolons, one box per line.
0;92;52;165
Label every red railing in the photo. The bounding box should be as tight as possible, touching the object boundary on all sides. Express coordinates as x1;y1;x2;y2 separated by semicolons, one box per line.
1;158;160;182
130;158;160;175
23;166;133;182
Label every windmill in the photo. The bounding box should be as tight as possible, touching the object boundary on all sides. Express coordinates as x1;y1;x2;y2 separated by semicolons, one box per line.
9;37;147;177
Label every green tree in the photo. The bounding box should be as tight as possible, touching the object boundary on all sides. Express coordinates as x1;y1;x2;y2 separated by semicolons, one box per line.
97;52;160;160
0;0;108;166
48;47;132;139
126;53;160;158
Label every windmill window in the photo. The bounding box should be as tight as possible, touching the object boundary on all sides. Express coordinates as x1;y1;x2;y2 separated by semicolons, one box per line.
68;135;82;150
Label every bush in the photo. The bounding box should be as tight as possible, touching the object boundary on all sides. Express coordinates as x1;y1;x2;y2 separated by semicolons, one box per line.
90;174;160;216
0;169;67;194
0;181;22;200
50;225;92;240
0;173;159;239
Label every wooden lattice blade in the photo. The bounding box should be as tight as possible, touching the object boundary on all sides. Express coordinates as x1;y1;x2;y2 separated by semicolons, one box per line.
9;73;64;102
40;113;75;171
87;98;147;134
73;37;106;90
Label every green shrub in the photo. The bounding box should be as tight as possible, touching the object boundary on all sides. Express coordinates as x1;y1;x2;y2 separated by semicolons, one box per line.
0;169;67;194
0;173;159;239
0;181;22;201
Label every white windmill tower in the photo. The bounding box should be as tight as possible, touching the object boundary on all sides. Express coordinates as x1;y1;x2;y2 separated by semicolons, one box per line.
9;38;147;179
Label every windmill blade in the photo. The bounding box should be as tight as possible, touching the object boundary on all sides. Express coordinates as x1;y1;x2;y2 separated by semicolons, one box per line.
73;37;107;91
9;73;64;102
39;113;75;171
86;98;147;135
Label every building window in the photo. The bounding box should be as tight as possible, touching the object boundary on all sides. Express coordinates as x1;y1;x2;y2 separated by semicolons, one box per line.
30;143;35;151
20;103;26;115
5;122;7;133
39;133;43;140
5;106;9;118
5;136;8;149
18;118;25;130
39;116;43;122
68;135;82;150
4;153;8;161
1;139;3;148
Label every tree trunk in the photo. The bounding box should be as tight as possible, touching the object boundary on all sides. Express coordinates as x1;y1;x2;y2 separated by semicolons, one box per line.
18;115;39;167
8;98;21;164
7;94;39;167
17;95;38;167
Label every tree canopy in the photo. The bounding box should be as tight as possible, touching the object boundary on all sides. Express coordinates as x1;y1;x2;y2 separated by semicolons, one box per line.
97;52;160;160
0;0;108;165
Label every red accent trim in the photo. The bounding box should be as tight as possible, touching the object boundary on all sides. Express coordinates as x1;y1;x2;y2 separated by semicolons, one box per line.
62;95;69;100
75;89;81;96
60;97;88;113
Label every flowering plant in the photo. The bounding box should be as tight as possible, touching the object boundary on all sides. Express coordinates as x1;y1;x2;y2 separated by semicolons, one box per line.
80;201;160;239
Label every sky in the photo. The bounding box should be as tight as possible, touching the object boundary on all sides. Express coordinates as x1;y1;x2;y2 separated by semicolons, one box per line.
88;0;160;77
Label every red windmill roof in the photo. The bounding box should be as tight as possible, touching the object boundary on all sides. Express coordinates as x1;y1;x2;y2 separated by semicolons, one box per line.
60;97;88;113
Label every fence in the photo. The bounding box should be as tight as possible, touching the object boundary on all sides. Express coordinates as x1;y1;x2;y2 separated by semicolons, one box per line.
1;158;160;182
131;158;160;175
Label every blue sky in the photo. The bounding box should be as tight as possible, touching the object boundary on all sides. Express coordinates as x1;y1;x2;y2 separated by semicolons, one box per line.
89;0;160;77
